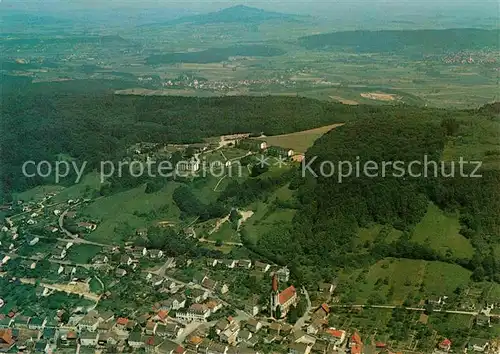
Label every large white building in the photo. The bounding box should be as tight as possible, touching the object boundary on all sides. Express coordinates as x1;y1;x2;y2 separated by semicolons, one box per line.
176;304;211;322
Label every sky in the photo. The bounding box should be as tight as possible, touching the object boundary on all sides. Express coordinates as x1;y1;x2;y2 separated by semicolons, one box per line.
2;0;497;23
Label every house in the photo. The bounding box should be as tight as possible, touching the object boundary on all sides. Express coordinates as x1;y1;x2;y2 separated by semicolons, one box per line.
268;322;282;336
275;267;290;282
267;146;294;158
221;259;238;269
219;320;240;345
238;260;252;269
50;247;66;260
120;255;133;266
60;330;78;347
349;332;363;354
77;313;100;332
97;321;114;333
77;222;97;231
219;283;230;295
165;257;177;269
206;340;228;354
202;277;218;291
476;314;491;327
148;249;164;259
148;274;164;287
187;289;209;303
245;318;263;333
97;311;114;323
307;319;326;335
244;296;261;317
156;339;179;353
97;332;119;347
312;303;330;321
438;338;452;352
206;259;218;267
145;321;157;335
80;331;99;346
162;323;183;339
28;317;46;330
321;328;346;346
288;342;310;354
205;299;224;313
237;329;252;343
13;316;31;328
28;236;40;246
318;283;336;294
176;304;211;322
161;294;186;311
254;261;271;273
92;255;109;264
237;139;267;152
128;331;143;349
136;228;148;237
131;247;147;258
0;329;15;352
292;330;315;345
468;338;489;352
34;340;50;353
115;268;127;277
116;317;129;330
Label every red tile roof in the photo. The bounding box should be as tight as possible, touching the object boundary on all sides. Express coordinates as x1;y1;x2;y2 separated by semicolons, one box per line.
325;328;344;338
376;342;387;348
278;285;296;305
116;317;128;325
175;345;185;353
351;331;362;344
440;338;452;347
67;331;77;339
157;310;168;321
320;303;330;313
0;329;14;345
351;345;362;354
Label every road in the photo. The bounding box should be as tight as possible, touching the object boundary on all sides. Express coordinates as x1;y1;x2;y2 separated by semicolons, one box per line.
329;304;500;317
294;286;312;330
59;208;79;238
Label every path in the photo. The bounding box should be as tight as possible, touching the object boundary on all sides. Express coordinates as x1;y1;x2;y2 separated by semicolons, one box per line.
294;286;312;330
59;208;80;238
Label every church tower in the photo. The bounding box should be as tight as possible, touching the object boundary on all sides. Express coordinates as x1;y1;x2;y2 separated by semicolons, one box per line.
270;274;279;318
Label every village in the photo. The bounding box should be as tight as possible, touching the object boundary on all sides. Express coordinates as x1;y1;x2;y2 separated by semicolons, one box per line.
0;134;499;354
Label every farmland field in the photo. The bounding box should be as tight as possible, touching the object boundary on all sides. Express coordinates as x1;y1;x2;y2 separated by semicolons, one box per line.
411;203;474;259
343;258;471;305
257;124;344;153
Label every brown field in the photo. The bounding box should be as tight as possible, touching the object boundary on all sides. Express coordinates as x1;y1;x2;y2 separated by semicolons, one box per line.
360;92;400;101
257;123;344;153
329;95;359;105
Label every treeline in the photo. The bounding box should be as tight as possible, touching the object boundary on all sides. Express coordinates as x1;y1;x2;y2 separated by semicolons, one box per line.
147;45;285;65
299;28;500;53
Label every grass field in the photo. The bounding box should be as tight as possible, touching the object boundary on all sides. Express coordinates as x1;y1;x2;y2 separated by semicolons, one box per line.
344;258;471;305
256;124;344;153
80;182;181;244
411;203;474;259
15;185;65;202
66;244;103;264
52;172;102;203
207;222;240;243
357;224;403;246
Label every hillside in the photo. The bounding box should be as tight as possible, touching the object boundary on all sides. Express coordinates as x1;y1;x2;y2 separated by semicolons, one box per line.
148;5;304;26
299;28;500;53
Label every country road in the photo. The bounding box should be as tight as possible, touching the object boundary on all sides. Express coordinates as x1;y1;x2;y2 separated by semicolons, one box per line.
294;286;312;330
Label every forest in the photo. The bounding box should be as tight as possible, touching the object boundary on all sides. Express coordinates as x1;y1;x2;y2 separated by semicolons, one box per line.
299;28;500;53
146;45;286;64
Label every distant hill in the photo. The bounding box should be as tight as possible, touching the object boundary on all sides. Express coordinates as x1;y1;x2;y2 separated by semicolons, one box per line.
299;28;500;53
145;5;305;26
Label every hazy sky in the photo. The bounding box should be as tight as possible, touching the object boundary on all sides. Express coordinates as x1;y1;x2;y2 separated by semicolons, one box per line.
4;0;498;13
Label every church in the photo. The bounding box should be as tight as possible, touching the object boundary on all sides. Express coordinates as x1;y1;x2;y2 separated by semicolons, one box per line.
270;274;298;319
